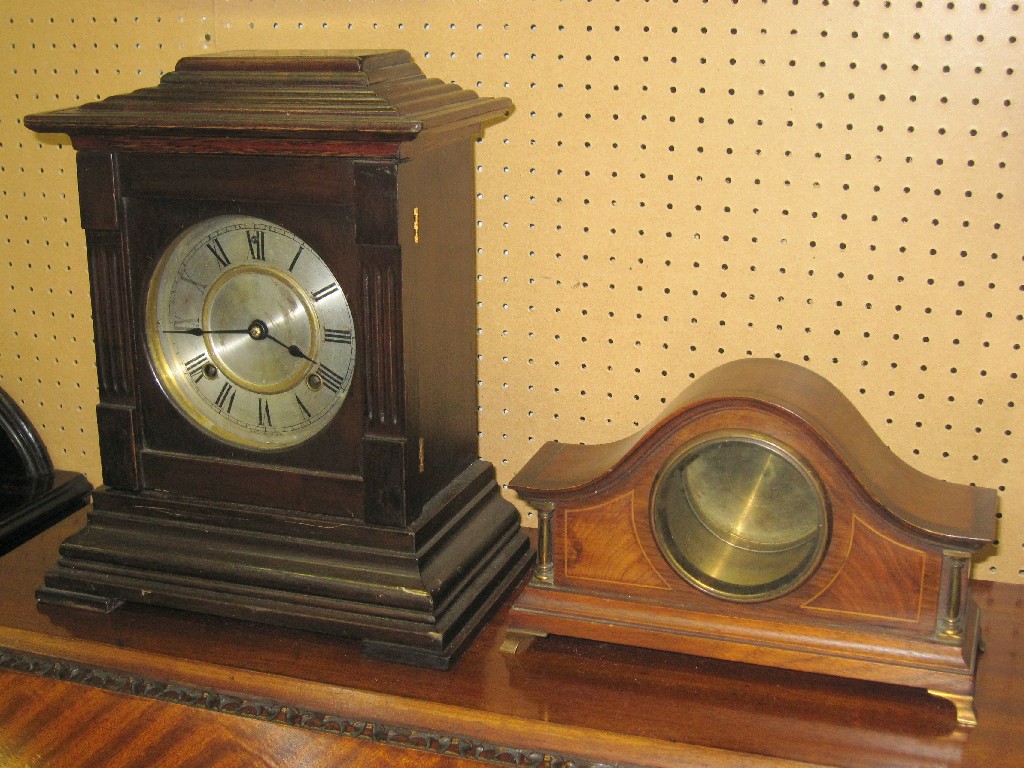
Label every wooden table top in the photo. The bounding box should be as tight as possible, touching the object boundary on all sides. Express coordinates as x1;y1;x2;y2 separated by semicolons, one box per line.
0;509;1021;767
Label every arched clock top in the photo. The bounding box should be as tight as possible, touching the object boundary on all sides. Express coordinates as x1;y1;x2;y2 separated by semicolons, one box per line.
511;358;996;551
0;387;92;556
0;388;53;481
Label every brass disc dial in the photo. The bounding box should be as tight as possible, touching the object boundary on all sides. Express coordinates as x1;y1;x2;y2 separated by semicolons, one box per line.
146;215;356;450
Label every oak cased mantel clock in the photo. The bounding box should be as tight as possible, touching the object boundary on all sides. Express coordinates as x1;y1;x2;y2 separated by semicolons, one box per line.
24;50;530;669
504;359;996;726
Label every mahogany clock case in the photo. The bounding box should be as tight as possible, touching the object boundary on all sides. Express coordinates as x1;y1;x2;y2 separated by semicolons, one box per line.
507;358;996;725
23;50;530;669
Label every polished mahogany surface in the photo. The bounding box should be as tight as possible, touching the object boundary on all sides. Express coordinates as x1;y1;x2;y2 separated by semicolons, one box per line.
0;667;479;768
1;510;1021;768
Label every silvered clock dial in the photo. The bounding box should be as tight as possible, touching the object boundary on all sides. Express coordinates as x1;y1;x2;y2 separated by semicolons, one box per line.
146;215;356;450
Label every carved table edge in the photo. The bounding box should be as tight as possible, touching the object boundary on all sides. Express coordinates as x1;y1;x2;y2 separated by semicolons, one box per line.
0;645;629;768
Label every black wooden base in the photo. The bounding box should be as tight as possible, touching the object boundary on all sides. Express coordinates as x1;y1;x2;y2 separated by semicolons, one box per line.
36;461;532;669
0;470;92;557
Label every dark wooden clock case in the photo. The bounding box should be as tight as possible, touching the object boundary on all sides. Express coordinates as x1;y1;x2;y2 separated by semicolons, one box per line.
505;359;996;726
0;388;91;556
25;50;530;669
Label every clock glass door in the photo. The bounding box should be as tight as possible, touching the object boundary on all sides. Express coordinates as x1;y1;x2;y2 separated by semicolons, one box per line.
652;434;829;601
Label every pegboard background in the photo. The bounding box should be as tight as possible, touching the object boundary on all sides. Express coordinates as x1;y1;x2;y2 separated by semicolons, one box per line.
1;1;1020;582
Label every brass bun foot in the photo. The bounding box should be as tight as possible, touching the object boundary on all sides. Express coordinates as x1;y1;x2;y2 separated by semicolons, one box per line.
500;628;547;655
928;690;978;728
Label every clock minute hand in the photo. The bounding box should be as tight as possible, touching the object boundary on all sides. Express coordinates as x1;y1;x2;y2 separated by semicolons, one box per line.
163;327;253;336
166;321;318;364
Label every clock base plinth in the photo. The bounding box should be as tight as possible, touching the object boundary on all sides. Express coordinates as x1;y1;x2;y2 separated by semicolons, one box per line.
36;461;532;669
35;586;124;613
504;581;982;727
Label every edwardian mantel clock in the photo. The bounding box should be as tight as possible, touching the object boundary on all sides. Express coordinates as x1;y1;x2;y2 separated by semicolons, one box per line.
25;50;530;669
504;359;996;726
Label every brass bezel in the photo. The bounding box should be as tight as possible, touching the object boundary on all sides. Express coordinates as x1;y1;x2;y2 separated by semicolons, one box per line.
650;430;830;603
198;263;323;396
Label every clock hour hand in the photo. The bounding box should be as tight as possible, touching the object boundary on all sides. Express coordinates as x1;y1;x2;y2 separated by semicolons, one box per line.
241;319;317;364
263;331;317;364
167;321;318;364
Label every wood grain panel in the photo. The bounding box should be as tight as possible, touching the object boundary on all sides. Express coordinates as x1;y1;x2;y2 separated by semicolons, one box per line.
562;491;669;589
803;515;930;623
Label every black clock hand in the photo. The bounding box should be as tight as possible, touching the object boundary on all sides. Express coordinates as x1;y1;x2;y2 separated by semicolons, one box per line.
263;331;317;364
163;327;253;336
166;320;318;364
